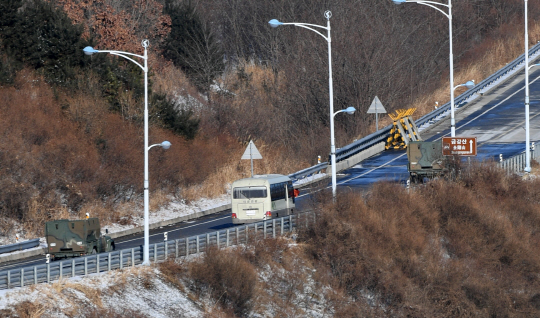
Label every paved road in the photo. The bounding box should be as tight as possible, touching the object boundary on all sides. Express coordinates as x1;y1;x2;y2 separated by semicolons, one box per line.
4;57;540;275
0;194;316;272
336;64;540;189
0;210;233;271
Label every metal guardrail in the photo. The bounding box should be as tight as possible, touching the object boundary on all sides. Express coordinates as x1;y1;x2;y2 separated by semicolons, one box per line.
0;239;40;255
499;146;540;174
416;42;540;129
2;36;539;290
288;162;328;183
0;212;317;290
330;42;540;165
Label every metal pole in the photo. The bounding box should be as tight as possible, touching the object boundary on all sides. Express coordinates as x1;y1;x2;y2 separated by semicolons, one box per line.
449;0;456;137
143;40;150;265
327;13;337;199
525;0;532;172
250;142;254;177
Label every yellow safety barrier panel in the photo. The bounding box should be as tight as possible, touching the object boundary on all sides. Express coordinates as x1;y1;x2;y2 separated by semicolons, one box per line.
385;108;422;150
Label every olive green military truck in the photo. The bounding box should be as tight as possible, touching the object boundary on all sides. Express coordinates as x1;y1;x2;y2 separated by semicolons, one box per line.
406;140;448;183
45;218;115;260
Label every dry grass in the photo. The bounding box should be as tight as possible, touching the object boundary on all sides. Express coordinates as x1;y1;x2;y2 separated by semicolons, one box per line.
152;59;202;105
182;140;308;202
10;301;48;318
301;163;540;316
188;246;258;316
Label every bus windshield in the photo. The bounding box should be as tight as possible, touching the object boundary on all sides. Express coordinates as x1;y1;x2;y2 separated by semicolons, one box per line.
233;187;267;199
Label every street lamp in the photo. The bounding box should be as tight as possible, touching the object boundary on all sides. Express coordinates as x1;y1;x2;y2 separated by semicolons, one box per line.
149;140;172;150
453;80;475;91
269;11;344;198
335;106;357;116
393;0;457;137
525;0;532;172
84;40;170;266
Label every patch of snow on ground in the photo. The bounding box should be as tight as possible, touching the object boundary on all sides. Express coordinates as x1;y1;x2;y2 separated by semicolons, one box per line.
0;266;203;317
104;194;230;235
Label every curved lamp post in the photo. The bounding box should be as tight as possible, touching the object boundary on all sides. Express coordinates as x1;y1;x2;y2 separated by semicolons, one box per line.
334;106;357;116
270;11;345;198
525;0;532;172
84;40;170;266
149;140;172;150
393;0;457;137
331;107;356;191
453;80;475;92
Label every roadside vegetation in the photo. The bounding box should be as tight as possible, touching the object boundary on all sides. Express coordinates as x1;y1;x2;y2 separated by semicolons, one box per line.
3;163;540;317
0;0;537;245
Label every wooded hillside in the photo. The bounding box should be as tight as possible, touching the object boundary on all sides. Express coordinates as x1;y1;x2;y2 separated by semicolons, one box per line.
0;0;537;236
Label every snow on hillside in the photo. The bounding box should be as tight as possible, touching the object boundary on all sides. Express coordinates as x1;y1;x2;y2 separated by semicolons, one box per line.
0;173;327;247
0;265;204;317
0;241;339;318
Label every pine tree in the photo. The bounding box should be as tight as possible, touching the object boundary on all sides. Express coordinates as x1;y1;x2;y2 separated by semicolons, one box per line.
162;0;224;98
151;93;200;140
0;0;89;85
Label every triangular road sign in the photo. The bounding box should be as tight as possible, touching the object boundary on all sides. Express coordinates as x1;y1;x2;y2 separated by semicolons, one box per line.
367;96;387;114
241;140;262;160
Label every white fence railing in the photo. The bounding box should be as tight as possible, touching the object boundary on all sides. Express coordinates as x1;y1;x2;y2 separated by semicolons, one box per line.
499;145;540;174
0;212;318;290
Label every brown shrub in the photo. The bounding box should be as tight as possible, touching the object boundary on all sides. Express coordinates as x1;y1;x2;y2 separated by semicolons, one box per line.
245;237;290;268
189;247;257;317
158;258;188;292
9;300;48;318
301;166;540;316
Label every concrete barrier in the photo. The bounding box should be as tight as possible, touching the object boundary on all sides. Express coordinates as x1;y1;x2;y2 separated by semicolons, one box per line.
327;141;386;174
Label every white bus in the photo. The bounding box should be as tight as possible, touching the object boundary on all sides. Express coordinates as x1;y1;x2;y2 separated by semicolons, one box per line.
231;174;298;224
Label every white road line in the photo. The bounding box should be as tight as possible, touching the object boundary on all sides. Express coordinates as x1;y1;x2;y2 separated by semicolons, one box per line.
337;153;407;185
332;74;540;187
118;215;231;244
455;74;540;132
0;215;233;270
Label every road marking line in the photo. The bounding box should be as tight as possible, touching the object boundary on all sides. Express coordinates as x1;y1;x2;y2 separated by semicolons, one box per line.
118;215;231;244
333;74;540;187
455;74;540;132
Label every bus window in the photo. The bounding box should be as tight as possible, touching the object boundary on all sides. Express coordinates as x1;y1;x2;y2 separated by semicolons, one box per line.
233;187;267;199
271;182;286;201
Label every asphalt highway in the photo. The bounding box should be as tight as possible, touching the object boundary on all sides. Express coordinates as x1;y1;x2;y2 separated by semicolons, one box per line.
0;194;316;272
336;64;540;189
3;58;540;275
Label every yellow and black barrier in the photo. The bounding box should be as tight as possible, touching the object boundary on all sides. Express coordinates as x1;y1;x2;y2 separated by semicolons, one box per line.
385;108;422;150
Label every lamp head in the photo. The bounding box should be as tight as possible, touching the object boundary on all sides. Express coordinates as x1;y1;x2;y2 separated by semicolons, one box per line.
161;141;172;150
464;80;475;89
83;46;99;56
345;106;356;115
268;19;283;28
392;0;407;4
